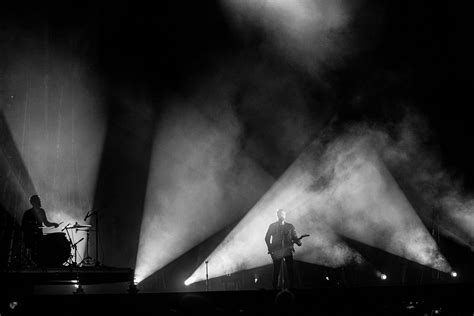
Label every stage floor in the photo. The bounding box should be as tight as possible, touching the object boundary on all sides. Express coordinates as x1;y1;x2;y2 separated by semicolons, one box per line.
1;265;134;286
1;282;473;315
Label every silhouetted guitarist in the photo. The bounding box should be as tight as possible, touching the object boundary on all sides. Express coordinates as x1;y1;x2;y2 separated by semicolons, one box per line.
265;209;308;289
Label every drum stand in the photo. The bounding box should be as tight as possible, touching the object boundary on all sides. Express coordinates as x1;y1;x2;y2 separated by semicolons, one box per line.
80;229;95;267
71;238;83;267
64;225;84;267
64;227;74;265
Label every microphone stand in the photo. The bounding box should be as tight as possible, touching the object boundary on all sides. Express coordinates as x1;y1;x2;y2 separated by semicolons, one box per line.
205;260;209;291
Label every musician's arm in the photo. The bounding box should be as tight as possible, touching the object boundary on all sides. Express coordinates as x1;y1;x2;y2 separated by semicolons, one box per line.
291;225;302;246
39;209;58;228
265;225;272;252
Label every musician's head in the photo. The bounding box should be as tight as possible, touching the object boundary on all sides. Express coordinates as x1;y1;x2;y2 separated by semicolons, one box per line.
30;195;41;208
277;209;286;222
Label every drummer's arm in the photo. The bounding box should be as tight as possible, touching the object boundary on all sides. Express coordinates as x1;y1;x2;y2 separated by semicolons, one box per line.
39;209;59;228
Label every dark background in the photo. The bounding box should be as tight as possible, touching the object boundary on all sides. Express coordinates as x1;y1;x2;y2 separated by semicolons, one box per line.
2;0;470;179
2;0;473;176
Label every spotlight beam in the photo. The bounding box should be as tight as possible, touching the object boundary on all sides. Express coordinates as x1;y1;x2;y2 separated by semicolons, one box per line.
186;134;451;285
3;47;107;263
0;111;36;213
135;105;274;283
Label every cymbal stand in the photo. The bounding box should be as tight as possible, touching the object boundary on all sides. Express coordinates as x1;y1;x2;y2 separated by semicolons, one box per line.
71;238;84;266
63;224;84;267
79;229;94;266
63;224;75;266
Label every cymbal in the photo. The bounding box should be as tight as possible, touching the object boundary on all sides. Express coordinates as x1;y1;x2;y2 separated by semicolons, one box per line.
65;223;92;229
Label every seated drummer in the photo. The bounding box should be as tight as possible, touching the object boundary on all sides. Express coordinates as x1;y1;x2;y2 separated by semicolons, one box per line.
21;195;59;265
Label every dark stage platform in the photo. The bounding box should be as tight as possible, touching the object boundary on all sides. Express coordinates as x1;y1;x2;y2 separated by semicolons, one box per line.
1;266;134;288
1;283;473;316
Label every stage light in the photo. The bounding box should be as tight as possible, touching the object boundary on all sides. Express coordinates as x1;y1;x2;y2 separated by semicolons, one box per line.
254;274;259;284
9;302;18;310
184;279;191;286
375;271;387;280
451;271;457;278
73;283;85;295
325;276;330;281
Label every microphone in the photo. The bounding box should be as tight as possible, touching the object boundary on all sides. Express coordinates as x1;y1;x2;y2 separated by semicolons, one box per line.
84;211;90;222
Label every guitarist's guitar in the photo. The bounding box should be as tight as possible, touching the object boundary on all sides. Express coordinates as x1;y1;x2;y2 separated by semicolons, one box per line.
269;234;309;260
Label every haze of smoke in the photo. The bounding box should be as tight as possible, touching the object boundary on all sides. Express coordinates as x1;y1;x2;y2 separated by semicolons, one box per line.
232;58;330;164
135;76;275;282
186;192;362;283
4;37;106;258
308;115;474;251
221;0;358;73
303;123;450;271
187;111;469;285
295;206;364;267
192;115;452;278
376;115;474;250
135;48;341;283
185;140;363;284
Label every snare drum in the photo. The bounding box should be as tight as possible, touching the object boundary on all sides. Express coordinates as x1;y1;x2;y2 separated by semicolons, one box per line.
38;232;71;267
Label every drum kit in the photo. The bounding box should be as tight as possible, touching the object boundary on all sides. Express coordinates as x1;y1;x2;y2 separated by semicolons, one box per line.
37;218;99;267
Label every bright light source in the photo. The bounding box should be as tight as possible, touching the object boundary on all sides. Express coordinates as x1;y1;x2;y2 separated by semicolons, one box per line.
380;274;387;280
222;0;354;72
184;278;192;286
9;302;18;310
451;271;458;278
74;284;79;288
325;276;330;281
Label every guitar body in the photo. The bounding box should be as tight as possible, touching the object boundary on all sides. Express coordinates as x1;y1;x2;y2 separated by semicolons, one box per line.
269;234;309;260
